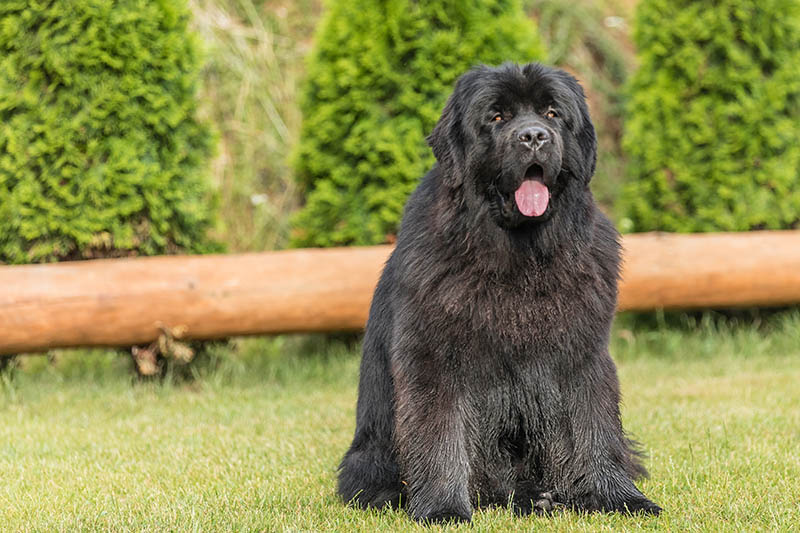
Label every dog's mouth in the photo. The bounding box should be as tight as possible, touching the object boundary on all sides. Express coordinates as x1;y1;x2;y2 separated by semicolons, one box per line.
514;164;549;218
490;163;555;228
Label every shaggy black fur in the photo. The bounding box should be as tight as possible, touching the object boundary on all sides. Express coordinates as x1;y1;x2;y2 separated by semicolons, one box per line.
337;63;661;524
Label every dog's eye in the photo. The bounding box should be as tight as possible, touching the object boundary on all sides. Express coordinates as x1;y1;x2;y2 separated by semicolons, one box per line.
491;113;504;123
545;108;559;119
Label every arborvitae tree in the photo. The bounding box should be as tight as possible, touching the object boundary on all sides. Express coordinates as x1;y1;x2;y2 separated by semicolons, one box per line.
619;0;800;233
0;0;220;264
291;0;544;247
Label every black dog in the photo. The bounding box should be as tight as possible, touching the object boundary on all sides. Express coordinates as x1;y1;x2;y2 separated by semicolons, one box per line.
337;63;661;523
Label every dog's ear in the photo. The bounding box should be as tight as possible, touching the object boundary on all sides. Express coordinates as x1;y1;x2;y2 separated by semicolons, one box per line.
554;70;597;184
427;70;482;187
575;98;597;183
567;76;597;184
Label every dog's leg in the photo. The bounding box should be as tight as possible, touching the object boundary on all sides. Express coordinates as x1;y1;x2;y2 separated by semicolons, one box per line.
560;350;662;515
338;275;404;510
338;439;403;510
392;353;474;524
338;391;403;512
338;380;403;509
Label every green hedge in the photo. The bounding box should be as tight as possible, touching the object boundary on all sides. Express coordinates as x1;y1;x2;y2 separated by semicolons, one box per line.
0;0;220;264
619;0;800;233
291;0;544;247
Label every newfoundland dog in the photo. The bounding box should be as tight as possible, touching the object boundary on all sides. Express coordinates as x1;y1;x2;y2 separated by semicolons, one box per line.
337;63;661;523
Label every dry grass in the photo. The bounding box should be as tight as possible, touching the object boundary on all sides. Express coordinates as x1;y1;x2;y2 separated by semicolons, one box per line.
190;0;320;251
529;0;639;214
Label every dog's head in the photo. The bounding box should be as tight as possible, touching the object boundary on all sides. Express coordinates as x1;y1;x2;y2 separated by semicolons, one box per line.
427;63;597;229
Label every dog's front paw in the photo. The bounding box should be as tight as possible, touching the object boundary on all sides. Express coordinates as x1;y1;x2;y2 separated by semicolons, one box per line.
413;507;472;525
621;497;662;515
572;489;662;516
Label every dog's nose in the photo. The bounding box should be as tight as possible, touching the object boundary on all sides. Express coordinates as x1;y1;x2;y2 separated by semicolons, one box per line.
518;126;550;150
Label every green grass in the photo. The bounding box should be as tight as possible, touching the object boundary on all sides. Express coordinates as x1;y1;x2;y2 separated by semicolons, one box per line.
2;312;800;531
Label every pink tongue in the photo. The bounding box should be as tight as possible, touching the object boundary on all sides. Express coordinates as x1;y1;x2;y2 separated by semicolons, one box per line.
514;180;549;217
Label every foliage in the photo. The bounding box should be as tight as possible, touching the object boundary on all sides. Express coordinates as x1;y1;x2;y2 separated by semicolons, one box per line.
0;0;220;264
619;0;800;233
291;0;544;247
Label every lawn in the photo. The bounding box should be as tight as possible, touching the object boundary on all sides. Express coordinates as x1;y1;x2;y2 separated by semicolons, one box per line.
1;312;799;532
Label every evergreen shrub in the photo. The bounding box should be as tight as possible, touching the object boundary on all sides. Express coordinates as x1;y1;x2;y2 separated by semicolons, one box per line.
291;0;544;247
620;0;800;233
0;0;220;264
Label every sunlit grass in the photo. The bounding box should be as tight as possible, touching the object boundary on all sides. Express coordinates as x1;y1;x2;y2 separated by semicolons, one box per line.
1;311;799;531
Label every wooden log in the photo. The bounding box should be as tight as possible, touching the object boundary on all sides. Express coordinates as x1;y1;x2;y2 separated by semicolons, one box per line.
0;246;392;355
1;231;799;355
618;231;800;310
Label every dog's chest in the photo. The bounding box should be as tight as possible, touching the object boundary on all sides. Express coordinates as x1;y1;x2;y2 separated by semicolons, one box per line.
424;260;611;354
